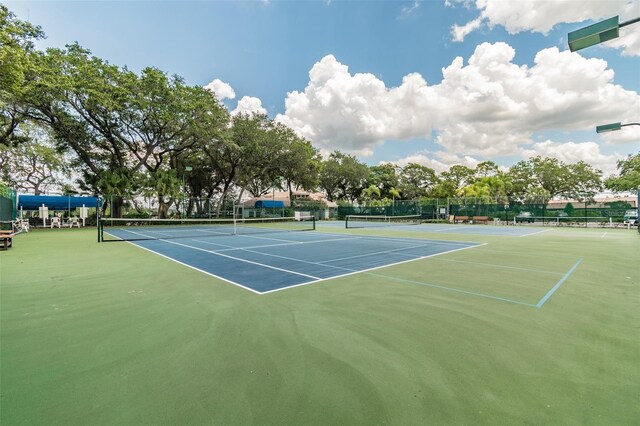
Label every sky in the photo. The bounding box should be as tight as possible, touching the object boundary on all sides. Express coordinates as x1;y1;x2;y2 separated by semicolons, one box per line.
5;0;640;176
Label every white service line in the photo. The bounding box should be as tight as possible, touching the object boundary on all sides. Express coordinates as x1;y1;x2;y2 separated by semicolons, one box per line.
261;243;486;295
160;238;322;280
213;236;363;253
121;240;263;294
518;228;553;237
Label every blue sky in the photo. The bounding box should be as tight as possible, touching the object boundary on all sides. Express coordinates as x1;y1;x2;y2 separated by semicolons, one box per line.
6;0;639;175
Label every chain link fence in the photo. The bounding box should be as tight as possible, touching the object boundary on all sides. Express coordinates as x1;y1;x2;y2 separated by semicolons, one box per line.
337;196;637;226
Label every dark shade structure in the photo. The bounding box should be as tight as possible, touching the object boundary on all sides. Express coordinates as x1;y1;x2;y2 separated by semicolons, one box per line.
254;200;285;209
18;195;100;210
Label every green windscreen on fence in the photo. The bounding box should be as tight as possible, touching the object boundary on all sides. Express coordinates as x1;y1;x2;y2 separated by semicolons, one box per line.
338;196;637;224
0;186;17;222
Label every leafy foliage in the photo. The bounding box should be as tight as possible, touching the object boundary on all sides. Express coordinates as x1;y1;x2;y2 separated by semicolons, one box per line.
318;151;370;202
0;123;68;194
508;156;602;200
605;153;640;193
0;5;44;145
1;5;628;219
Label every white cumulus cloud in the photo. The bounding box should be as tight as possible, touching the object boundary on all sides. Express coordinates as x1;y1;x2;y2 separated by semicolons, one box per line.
276;54;436;156
452;17;483;42
522;140;622;175
598;123;640;144
231;96;268;116
276;44;639;174
449;0;638;56
203;78;236;100
393;151;480;173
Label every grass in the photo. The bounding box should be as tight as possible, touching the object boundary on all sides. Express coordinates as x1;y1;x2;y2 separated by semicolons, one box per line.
1;225;639;425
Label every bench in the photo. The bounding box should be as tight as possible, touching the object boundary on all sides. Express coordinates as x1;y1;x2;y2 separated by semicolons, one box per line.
0;230;14;250
473;216;489;224
454;215;470;223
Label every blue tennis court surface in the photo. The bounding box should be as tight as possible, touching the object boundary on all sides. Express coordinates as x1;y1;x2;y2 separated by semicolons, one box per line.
318;221;549;237
114;230;479;294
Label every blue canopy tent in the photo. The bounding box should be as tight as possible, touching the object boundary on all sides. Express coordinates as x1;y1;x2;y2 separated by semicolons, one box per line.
17;195;101;228
18;195;100;210
254;200;285;209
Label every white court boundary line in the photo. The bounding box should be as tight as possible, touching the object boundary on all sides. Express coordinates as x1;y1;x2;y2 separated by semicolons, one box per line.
235;239;476;281
161;238;322;280
430;257;564;276
194;235;362;252
121;241;263;295
518;228;553;237
315;241;441;265
260;243;485;295
113;231;483;295
312;230;480;247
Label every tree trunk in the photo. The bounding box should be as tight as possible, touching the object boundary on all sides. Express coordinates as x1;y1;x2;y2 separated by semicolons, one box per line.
108;196;124;218
157;197;173;219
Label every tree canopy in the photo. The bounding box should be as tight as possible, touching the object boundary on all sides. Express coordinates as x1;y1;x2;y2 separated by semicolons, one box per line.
605;153;640;193
0;5;627;218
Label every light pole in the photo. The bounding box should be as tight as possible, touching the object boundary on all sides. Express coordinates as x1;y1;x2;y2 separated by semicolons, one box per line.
272;176;283;217
568;15;640;52
182;166;192;218
596;122;640;133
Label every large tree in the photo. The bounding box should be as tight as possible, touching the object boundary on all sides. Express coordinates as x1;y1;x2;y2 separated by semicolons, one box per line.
432;165;475;198
457;176;510;202
22;43;227;216
398;163;438;200
0;5;44;145
0;6;42;93
273;125;321;200
318;151;370;202
458;162;512;201
233;114;286;199
366;163;399;199
605;153;640;193
508;156;602;200
0;123;68;194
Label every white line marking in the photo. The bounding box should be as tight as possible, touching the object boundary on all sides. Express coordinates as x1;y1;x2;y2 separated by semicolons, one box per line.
160;239;322;280
109;231;485;295
190;239;238;249
316;242;437;264
261;243;486;295
430;258;564;275
218;238;358;252
518;228;553;237
431;226;463;232
194;236;361;253
235;234;303;243
119;241;263;294
313;231;479;247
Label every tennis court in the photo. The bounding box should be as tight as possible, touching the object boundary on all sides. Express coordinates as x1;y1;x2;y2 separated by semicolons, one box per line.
102;218;480;293
322;219;547;237
99;218;584;308
2;224;639;425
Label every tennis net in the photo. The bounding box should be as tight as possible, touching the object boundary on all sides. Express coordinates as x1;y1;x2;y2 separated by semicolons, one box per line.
99;216;315;242
345;215;421;229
